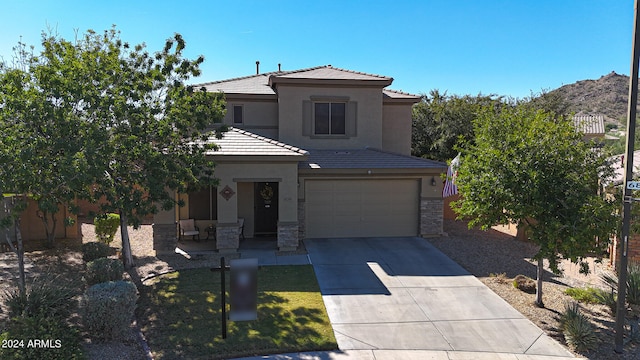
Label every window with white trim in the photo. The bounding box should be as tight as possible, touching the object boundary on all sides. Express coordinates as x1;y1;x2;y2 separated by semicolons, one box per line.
314;102;346;135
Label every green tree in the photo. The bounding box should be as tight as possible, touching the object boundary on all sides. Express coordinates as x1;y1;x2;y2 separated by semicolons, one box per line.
453;104;617;307
68;28;226;268
1;27;225;269
411;90;500;162
0;40;87;247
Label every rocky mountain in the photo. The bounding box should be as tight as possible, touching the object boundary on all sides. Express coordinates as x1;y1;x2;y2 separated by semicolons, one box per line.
549;71;632;124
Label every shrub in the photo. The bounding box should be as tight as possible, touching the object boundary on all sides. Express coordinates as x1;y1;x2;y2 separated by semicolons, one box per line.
593;288;617;315
601;261;640;306
560;302;598;352
81;241;112;262
513;274;536;294
489;272;510;284
0;313;84;360
85;257;124;286
2;275;78;319
565;287;608;304
82;281;138;340
628;262;640;305
94;213;120;244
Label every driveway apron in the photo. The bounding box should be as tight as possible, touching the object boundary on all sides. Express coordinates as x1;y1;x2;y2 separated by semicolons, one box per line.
305;237;575;358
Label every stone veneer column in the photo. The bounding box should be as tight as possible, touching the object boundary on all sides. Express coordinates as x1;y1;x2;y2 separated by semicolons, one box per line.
297;200;305;240
216;223;240;253
278;222;299;251
420;198;444;237
153;223;178;255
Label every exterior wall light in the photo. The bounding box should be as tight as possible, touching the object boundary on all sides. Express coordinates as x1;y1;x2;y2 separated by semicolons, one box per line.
431;177;437;186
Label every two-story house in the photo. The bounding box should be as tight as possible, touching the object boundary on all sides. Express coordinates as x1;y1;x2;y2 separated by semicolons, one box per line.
152;65;447;254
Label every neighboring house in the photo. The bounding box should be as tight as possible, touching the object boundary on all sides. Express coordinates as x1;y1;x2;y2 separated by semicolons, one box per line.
573;114;605;141
152;65;447;254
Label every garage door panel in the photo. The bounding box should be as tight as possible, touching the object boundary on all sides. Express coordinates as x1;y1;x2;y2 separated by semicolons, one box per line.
305;180;419;238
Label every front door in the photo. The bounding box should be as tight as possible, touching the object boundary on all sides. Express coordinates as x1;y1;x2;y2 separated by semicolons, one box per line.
254;182;278;236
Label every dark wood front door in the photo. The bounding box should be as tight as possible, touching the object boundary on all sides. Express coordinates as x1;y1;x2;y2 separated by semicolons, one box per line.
254;182;278;236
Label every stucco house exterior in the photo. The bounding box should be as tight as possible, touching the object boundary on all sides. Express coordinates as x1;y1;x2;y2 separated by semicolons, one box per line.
152;65;447;254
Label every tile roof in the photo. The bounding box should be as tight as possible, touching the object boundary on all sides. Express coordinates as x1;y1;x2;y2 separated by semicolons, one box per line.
195;65;400;95
204;128;308;157
273;65;391;81
299;148;447;170
197;74;275;95
573;115;605;135
383;89;420;100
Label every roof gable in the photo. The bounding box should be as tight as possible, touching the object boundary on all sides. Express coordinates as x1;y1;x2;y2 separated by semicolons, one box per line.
269;65;393;87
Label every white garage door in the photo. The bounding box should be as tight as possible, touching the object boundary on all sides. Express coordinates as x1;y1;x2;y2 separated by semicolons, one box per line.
305;179;419;238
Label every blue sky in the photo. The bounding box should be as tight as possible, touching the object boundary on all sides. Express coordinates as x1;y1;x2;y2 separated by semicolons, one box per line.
0;1;634;98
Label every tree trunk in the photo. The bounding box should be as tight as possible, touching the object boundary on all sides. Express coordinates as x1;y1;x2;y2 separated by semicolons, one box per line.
3;196;26;297
38;210;57;249
119;212;134;269
47;211;57;248
15;214;25;298
535;257;544;307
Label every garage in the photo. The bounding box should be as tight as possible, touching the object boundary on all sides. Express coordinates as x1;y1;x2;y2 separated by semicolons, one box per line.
305;179;419;238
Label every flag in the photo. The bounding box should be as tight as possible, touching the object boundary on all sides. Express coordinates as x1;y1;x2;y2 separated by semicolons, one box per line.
442;153;461;198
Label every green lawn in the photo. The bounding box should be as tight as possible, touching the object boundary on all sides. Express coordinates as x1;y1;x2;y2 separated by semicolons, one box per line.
137;265;337;360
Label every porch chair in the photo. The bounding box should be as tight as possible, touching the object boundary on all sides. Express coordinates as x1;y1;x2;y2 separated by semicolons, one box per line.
238;218;245;241
178;219;200;242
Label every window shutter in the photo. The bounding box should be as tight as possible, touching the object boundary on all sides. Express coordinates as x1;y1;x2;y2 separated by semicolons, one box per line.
346;101;357;137
302;100;312;136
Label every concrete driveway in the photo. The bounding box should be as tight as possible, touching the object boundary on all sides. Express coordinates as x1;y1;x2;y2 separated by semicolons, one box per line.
303;237;576;359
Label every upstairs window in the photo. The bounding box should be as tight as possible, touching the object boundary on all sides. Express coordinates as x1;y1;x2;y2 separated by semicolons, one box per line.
233;105;243;124
314;102;346;135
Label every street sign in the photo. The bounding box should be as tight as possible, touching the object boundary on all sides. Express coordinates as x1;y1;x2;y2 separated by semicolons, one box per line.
627;181;640;190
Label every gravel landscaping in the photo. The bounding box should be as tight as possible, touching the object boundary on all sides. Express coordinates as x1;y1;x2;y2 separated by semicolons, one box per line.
432;220;640;360
2;219;639;359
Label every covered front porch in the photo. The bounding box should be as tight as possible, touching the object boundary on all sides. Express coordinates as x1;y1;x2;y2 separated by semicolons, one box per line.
152;128;308;255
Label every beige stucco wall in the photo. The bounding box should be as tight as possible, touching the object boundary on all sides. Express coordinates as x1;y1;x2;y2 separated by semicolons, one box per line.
298;172;443;200
177;193;188;220
420;175;444;199
382;104;413;155
224;100;279;138
276;85;384;149
213;161;299;224
237;182;255;237
154;206;175;225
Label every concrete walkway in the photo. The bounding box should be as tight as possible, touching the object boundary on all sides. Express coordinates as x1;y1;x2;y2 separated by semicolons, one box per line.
234;237;578;360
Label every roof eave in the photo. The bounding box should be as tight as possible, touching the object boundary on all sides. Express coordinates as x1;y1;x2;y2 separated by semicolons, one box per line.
222;93;277;101
298;167;446;175
268;77;393;87
384;97;421;104
209;154;308;162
